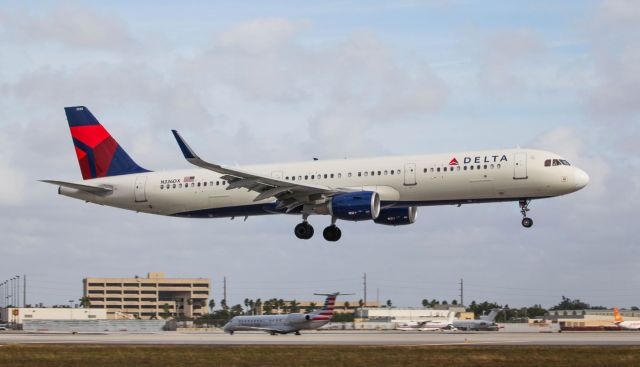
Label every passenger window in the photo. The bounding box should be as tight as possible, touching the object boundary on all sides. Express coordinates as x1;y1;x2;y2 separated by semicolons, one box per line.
292;176;295;181
173;184;176;188
437;167;441;172
338;173;342;178
397;170;401;174
160;185;164;189
298;176;302;180
484;165;487;169
371;171;375;176
348;172;352;177
358;172;361;177
477;165;481;170
179;183;183;188
210;181;213;186
464;166;467;170
490;164;494;169
390;170;394;175
197;182;201;187
430;168;434;173
324;174;328;179
311;175;314;179
285;176;289;180
364;172;368;176
497;164;501;169
305;175;308;180
470;166;474;170
378;171;381;176
456;166;460;171
222;181;226;185
544;159;551;167
384;170;388;175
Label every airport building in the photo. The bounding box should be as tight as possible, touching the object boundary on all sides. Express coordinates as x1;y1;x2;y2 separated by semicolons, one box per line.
83;272;210;319
539;309;640;329
355;306;467;322
0;307;108;324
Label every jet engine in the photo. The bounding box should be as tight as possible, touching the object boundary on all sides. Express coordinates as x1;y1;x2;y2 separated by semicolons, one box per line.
327;191;381;221
373;206;417;226
287;313;312;323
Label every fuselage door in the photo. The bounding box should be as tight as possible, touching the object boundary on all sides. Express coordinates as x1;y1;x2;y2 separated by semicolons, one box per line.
404;163;417;186
134;175;148;202
513;152;528;180
271;171;283;180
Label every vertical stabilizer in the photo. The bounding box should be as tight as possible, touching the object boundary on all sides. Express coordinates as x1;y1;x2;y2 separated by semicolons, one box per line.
614;308;624;324
64;106;149;180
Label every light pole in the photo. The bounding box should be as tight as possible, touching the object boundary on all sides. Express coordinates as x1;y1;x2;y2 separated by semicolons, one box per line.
16;275;20;308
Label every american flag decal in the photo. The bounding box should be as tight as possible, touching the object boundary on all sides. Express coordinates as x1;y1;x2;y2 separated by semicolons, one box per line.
184;176;195;183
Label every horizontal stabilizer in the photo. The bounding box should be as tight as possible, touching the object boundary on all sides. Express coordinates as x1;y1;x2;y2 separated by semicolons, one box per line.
40;180;112;194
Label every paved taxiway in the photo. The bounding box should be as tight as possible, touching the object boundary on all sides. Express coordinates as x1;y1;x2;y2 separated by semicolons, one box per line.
1;330;639;346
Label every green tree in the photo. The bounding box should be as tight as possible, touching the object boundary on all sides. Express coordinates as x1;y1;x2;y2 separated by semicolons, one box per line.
79;296;91;308
161;303;171;319
451;299;458;305
220;299;228;311
550;296;591;310
289;300;300;313
421;299;429;308
343;301;351;310
386;299;392;308
263;300;274;314
358;299;365;308
208;299;216;313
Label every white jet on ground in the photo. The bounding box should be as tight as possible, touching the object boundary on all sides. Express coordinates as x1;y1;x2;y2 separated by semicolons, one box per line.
43;106;590;242
614;308;640;330
396;311;457;331
223;293;344;335
452;309;502;331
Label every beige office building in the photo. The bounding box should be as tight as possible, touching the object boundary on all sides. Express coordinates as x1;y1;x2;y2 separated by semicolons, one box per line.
83;272;210;319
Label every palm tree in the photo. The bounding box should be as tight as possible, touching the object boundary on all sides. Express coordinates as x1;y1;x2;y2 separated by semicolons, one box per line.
422;299;429;308
289;300;300;313
386;299;392;308
343;301;350;311
79;296;91;308
161;303;171;319
359;299;364;309
208;299;216;313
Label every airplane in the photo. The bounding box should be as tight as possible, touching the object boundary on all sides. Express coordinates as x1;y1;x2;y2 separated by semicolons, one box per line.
396;311;456;331
452;308;502;331
223;293;345;335
613;308;640;330
42;106;590;242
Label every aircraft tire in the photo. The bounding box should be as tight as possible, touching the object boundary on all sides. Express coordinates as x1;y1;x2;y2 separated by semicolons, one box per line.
295;222;314;239
521;217;533;228
323;225;341;242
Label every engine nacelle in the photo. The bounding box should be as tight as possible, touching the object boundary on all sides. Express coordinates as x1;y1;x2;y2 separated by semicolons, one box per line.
287;313;311;324
373;206;417;226
329;191;380;221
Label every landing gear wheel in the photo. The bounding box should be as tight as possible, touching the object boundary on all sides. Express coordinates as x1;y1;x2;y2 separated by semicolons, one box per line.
519;199;533;229
294;222;314;239
322;225;342;242
295;331;301;335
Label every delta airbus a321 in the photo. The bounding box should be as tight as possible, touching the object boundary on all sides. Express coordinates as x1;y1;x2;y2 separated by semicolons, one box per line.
42;106;590;242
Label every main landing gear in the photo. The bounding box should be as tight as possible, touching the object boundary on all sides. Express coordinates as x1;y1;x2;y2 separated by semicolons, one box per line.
294;215;342;241
519;199;533;228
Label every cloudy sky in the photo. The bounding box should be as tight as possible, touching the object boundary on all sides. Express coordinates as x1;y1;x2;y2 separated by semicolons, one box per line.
0;0;638;309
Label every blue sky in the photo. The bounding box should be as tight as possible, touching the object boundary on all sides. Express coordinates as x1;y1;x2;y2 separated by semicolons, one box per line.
0;0;638;309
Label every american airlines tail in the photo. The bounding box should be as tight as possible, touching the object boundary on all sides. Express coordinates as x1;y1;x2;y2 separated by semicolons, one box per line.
64;106;148;180
310;293;339;321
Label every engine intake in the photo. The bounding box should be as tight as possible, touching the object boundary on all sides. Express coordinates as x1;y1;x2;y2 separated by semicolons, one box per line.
329;191;380;221
373;206;417;226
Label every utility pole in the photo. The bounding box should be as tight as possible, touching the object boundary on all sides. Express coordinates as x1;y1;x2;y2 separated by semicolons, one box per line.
376;288;379;306
223;276;227;305
459;278;464;307
16;275;20;308
23;275;26;308
363;272;367;308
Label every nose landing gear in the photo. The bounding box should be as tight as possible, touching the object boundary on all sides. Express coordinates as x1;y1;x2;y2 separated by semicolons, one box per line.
519;199;533;228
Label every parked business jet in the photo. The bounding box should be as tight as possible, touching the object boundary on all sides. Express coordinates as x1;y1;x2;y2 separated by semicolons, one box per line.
613;308;640;330
452;309;502;331
42;106;589;241
396;311;456;331
223;293;343;335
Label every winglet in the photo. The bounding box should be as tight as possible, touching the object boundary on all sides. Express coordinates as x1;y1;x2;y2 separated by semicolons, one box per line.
171;130;198;160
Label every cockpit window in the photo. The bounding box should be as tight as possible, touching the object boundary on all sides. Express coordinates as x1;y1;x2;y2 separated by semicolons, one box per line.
552;159;561;166
560;159;570;166
544;159;551;167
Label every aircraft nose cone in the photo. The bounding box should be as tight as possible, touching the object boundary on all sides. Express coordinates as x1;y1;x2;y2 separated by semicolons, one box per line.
574;169;589;190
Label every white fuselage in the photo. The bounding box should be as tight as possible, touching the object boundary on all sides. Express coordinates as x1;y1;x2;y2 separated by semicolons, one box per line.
57;149;588;219
619;321;640;330
223;313;328;334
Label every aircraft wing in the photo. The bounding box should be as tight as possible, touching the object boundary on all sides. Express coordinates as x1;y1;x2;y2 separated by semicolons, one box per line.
172;130;352;211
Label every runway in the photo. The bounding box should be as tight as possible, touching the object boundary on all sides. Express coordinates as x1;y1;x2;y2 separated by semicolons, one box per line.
1;330;639;346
